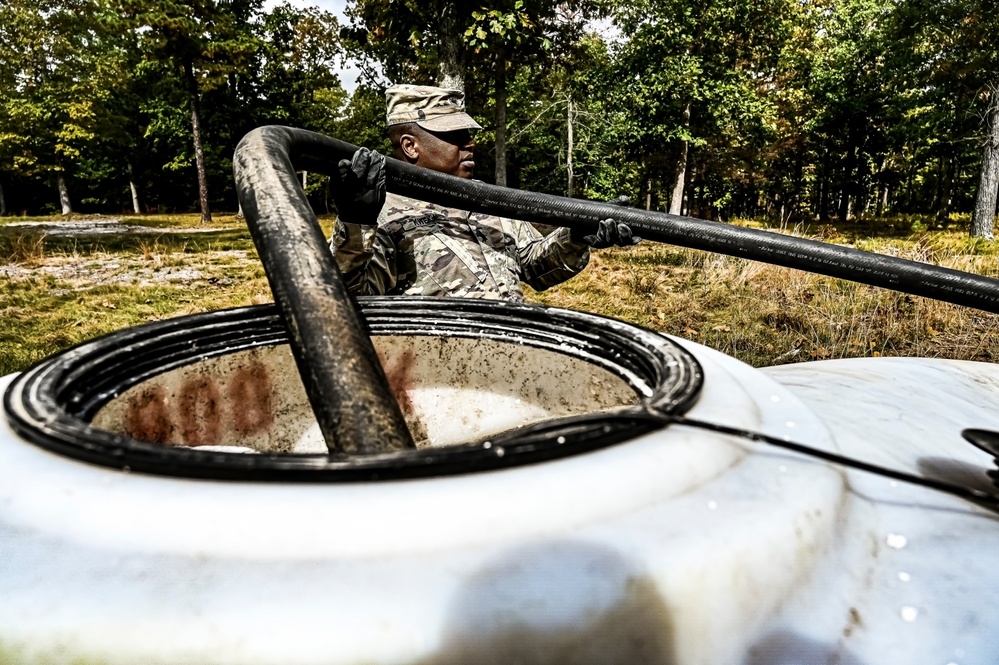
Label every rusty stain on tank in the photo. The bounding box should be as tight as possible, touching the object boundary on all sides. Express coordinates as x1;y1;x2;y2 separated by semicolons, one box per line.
125;386;172;444
378;347;432;446
178;376;222;446
229;363;274;435
382;348;417;415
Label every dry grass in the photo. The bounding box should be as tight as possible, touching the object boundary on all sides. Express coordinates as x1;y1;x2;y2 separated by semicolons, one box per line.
0;232;48;265
0;217;271;376
527;224;999;367
1;213;997;375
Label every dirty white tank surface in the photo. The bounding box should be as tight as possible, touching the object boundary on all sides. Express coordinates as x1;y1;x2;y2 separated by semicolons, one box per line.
1;297;998;665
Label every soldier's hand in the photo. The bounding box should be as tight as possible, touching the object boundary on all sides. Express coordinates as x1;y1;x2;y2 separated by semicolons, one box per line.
574;218;641;249
333;148;386;226
605;195;630;207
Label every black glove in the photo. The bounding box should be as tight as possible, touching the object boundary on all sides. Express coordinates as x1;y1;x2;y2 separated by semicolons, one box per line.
332;148;386;226
572;218;641;248
606;195;630;207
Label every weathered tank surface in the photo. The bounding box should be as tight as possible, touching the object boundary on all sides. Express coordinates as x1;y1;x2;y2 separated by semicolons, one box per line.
3;309;998;664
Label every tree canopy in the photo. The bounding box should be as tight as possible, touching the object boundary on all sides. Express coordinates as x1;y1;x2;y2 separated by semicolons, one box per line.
0;0;996;236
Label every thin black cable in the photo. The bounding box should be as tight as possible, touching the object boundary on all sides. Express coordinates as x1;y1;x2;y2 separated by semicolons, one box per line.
671;416;999;507
474;408;999;507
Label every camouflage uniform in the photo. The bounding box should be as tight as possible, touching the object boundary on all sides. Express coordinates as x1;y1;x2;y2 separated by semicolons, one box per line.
331;192;590;302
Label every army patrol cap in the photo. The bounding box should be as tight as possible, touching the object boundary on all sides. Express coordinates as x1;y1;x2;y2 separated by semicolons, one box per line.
385;84;483;132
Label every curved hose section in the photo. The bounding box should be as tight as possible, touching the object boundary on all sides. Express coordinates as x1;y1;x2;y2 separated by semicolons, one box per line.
234;125;999;453
233;126;415;454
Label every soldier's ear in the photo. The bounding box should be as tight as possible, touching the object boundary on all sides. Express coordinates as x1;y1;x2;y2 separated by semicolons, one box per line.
399;134;420;162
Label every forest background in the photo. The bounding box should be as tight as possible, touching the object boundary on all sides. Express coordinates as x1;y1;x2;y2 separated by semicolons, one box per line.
2;0;998;238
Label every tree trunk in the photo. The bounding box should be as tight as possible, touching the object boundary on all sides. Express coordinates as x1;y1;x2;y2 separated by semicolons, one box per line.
839;134;858;222
437;1;464;91
645;177;652;211
857;150;870;218
185;60;212;224
494;52;508;187
937;153;953;222
818;150;830;221
951;156;963;217
669;101;691;216
57;170;72;215
696;166;707;218
971;85;999;240
0;178;6;216
127;161;143;214
129;180;142;214
931;154;943;213
566;95;574;198
905;166;914;213
875;159;887;218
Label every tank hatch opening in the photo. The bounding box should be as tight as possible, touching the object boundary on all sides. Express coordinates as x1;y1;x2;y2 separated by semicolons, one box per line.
4;298;702;481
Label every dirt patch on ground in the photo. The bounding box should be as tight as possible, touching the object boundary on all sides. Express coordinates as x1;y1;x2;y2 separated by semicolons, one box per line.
1;217;259;288
0;251;255;288
3;218;220;236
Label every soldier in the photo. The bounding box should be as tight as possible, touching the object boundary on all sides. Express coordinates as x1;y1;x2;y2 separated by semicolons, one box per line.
330;84;639;302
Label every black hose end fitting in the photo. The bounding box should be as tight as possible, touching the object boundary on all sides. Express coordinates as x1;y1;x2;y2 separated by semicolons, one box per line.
962;428;999;487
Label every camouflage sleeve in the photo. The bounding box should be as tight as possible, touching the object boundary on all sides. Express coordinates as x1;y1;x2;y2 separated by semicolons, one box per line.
329;215;398;295
512;224;591;292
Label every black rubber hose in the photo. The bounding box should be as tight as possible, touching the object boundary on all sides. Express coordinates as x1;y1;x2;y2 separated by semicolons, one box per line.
233;125;999;453
233;126;415;454
388;163;999;315
278;126;999;314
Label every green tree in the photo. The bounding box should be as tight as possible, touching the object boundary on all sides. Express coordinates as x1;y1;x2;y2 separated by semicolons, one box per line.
343;0;607;185
258;3;347;134
495;32;629;200
118;0;263;222
800;0;901;221
896;0;999;237
464;1;606;185
612;0;795;217
0;0;109;214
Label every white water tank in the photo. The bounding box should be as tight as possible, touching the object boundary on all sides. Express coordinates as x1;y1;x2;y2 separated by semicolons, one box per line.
1;298;997;664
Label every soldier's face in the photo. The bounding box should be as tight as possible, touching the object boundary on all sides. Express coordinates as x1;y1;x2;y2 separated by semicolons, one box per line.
417;129;476;178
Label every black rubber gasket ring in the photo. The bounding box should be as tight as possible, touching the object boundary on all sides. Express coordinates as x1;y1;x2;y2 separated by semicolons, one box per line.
4;297;702;481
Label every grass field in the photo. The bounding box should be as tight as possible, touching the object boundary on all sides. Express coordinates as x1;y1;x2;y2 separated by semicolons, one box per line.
1;212;997;376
